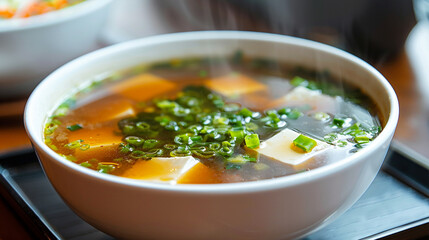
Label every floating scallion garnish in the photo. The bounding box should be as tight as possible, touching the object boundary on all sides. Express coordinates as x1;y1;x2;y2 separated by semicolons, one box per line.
116;86;294;168
293;134;317;153
67;124;83;131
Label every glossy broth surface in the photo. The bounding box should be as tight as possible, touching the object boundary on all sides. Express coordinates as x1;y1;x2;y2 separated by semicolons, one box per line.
44;53;382;184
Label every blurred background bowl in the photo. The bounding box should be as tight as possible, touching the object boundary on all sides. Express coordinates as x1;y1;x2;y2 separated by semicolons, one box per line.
0;0;113;99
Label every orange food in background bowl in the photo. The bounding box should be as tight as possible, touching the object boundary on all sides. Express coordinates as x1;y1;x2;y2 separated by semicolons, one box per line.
0;0;113;99
0;0;84;19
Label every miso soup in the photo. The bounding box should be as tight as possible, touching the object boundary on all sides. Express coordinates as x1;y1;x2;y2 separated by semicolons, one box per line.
44;52;382;184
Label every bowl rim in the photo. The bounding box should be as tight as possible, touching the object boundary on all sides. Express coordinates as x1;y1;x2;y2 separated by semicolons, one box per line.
0;0;113;33
24;31;399;194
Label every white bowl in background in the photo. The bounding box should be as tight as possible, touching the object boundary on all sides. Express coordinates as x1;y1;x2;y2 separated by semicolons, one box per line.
24;31;399;240
0;0;113;99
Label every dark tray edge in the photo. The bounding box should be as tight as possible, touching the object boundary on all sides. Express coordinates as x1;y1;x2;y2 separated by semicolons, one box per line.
363;217;429;240
0;148;61;240
1;143;429;240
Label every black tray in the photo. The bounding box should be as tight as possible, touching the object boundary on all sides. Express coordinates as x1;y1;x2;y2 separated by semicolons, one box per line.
1;143;429;240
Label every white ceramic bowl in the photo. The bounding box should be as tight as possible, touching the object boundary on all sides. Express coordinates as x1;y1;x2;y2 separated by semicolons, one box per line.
24;31;399;240
0;0;113;98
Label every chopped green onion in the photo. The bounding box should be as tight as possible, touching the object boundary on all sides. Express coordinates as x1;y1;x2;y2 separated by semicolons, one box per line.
200;125;215;134
245;122;259;131
47;143;58;151
67;124;83;131
223;103;240;112
130;150;147;159
155;116;172;126
209;142;221;151
189;135;203;144
170;148;192;157
355;143;364;149
64;139;83;150
79;144;90;151
217;147;234;157
44;124;58;135
227;154;257;165
63;155;77;162
54;98;75;117
143;139;159;149
226;155;247;164
239;108;253;118
174;134;190;145
136;121;150;130
293;135;317;153
165;121;180;131
119;143;134;154
164;143;177;150
278;108;302;119
80;162;92;168
369;126;382;135
243;155;257;162
287;109;302;120
125;136;144;146
173;107;191;117
192;149;215;158
229;128;245;140
156;100;177;109
333;118;346;128
212;99;224;108
337;140;348;147
265;120;286;129
306;81;319;90
111;84;374;169
213;117;229;125
203;131;222;141
323;133;337;143
355;135;370;144
144;148;163;157
313;112;330;121
245;134;260;149
97;164;115;173
290;76;308;87
122;125;136;135
277;108;290;115
266;110;279;119
188;125;203;134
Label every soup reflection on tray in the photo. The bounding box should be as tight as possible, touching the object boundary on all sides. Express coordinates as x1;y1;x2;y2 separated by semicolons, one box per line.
43;51;382;184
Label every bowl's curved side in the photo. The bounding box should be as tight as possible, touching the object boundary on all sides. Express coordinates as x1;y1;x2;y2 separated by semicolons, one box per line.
0;0;113;98
25;31;398;240
35;134;392;240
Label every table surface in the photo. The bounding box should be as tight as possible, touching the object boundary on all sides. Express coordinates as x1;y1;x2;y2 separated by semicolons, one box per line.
1;1;429;239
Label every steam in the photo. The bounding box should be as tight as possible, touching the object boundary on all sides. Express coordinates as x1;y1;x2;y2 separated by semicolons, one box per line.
176;0;239;30
165;0;351;100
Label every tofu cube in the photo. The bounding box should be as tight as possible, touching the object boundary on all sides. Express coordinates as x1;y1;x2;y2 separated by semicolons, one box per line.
177;162;223;184
256;128;331;166
269;86;338;113
68;125;123;160
111;73;177;102
75;97;136;124
120;156;199;184
205;73;266;97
